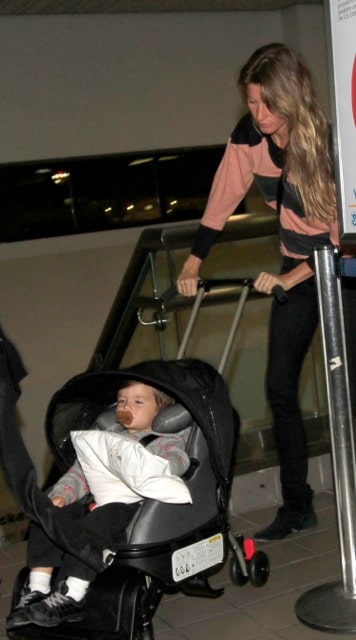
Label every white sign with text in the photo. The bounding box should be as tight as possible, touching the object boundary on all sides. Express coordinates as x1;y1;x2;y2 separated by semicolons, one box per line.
326;0;356;241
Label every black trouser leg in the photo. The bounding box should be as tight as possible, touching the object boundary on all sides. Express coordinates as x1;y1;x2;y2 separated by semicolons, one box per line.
27;501;140;582
266;269;319;514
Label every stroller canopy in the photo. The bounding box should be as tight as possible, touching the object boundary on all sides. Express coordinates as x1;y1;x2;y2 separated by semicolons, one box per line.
46;358;239;489
0;337;239;573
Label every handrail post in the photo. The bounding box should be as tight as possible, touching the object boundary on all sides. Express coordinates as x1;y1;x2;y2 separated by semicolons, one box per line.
295;245;356;632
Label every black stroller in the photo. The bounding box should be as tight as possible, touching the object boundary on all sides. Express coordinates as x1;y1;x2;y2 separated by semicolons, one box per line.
7;356;269;640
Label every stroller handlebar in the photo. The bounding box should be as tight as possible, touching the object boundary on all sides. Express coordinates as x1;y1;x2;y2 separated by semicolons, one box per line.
161;279;288;304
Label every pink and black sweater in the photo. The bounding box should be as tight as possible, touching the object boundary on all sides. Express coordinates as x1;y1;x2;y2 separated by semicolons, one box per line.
192;113;338;266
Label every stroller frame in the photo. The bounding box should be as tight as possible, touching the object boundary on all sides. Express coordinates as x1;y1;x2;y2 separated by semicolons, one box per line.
7;280;269;640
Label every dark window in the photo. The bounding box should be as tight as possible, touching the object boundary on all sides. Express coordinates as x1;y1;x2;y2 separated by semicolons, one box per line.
0;166;75;242
0;145;246;243
75;156;162;231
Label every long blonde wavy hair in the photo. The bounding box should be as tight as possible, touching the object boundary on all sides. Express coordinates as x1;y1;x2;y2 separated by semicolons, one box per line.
238;43;335;223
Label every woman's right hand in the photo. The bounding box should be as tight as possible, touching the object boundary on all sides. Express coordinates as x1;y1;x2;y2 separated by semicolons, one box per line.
176;255;202;297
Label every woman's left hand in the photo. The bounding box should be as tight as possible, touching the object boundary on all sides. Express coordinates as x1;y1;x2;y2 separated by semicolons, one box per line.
254;272;288;295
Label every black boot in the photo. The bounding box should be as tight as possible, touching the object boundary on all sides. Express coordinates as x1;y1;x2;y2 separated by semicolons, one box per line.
254;505;317;541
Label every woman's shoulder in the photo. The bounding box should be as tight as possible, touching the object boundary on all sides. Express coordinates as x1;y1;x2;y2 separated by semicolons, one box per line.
230;112;262;147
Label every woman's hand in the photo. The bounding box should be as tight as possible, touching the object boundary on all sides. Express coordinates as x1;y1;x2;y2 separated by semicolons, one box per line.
176;255;202;297
254;261;314;294
51;496;66;508
254;272;288;295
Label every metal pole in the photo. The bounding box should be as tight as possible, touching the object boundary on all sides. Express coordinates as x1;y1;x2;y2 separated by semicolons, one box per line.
176;286;206;360
218;284;250;375
295;245;356;632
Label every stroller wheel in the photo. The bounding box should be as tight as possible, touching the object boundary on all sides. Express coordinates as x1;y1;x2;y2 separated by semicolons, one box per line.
247;550;270;587
229;556;249;586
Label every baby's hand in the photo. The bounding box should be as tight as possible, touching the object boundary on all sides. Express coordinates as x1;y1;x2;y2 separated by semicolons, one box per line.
51;496;66;508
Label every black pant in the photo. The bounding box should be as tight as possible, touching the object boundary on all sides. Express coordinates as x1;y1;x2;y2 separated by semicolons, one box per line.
27;501;140;582
266;257;356;514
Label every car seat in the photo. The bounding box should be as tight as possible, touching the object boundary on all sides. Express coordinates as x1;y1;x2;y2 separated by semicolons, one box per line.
7;358;268;640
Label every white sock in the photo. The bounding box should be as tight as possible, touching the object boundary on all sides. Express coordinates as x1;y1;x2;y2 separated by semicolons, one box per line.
65;576;90;602
29;570;51;594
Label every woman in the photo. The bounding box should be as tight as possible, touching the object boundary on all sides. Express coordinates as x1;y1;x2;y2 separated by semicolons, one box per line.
177;42;353;540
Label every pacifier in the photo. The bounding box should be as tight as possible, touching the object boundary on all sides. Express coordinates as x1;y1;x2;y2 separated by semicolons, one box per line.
117;409;133;426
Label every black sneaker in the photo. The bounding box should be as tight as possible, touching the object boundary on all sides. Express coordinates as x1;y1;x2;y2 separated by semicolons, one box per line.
26;580;86;627
6;584;48;628
253;506;317;541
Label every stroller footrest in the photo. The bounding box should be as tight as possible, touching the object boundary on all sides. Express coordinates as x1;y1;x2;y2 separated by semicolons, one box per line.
181;575;224;599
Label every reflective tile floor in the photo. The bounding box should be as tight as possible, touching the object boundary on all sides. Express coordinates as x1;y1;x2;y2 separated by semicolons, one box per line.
0;491;347;640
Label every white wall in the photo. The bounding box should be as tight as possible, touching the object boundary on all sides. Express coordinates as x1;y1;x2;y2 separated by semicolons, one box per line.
281;5;330;115
0;11;284;163
1;227;143;481
0;6;330;486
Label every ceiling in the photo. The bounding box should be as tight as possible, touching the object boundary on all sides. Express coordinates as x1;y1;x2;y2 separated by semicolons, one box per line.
0;0;322;14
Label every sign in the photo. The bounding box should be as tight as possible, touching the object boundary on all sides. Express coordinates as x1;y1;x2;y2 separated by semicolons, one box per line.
326;0;356;242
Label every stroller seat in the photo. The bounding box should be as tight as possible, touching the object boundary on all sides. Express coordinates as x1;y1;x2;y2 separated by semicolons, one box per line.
7;358;268;640
93;403;222;549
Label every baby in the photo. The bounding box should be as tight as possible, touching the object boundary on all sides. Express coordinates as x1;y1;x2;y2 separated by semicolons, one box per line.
7;380;192;629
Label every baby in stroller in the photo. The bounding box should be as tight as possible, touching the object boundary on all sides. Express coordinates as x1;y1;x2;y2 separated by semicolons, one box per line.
2;351;268;640
7;378;193;629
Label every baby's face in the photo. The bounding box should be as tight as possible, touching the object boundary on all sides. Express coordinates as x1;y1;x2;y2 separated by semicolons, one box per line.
116;382;159;434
